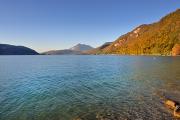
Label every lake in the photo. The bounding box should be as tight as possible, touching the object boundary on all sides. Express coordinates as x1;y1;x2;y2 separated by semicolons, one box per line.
0;55;180;120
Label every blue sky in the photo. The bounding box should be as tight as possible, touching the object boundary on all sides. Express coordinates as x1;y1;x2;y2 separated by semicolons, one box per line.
0;0;180;52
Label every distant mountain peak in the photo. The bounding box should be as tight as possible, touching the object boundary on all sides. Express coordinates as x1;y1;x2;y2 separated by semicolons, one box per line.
42;43;94;55
69;43;94;51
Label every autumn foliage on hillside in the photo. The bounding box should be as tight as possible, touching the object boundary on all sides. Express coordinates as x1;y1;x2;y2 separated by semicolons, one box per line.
98;9;180;55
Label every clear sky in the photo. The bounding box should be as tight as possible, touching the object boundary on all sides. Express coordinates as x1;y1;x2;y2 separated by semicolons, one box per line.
0;0;180;52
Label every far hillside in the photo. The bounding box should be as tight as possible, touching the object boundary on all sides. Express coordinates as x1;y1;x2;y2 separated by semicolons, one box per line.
0;44;39;55
92;9;180;56
42;43;94;55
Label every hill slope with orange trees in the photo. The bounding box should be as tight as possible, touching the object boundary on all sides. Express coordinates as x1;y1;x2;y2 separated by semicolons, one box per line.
98;9;180;55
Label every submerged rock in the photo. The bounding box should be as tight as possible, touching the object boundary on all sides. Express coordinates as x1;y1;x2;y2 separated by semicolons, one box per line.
165;100;177;109
174;106;180;118
165;99;180;118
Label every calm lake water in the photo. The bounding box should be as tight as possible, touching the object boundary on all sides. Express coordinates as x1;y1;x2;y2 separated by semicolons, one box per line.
0;55;180;120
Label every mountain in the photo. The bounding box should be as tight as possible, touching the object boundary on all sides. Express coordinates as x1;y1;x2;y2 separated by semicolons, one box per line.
83;42;112;54
0;44;39;55
42;43;93;55
70;43;94;51
95;9;180;56
42;49;81;55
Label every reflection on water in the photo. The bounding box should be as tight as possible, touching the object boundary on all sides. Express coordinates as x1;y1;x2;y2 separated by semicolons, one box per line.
0;55;180;120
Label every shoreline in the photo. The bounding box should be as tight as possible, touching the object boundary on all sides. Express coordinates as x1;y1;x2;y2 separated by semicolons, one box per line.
0;54;180;57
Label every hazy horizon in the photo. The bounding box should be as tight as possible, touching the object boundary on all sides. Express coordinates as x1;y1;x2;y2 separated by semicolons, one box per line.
0;0;180;52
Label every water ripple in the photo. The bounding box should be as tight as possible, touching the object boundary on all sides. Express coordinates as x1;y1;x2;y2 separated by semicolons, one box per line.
0;55;180;120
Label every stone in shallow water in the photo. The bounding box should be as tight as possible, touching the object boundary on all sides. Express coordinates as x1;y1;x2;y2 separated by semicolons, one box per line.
174;106;180;118
165;99;180;118
165;100;176;109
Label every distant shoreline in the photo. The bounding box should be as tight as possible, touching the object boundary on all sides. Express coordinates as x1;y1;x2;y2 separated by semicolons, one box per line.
0;54;179;57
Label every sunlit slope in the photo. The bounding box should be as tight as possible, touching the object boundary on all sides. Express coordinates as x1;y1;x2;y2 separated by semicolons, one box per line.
100;9;180;55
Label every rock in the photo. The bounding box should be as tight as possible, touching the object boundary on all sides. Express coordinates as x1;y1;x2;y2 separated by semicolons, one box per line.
165;100;176;109
172;44;180;56
174;106;180;118
165;99;180;118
